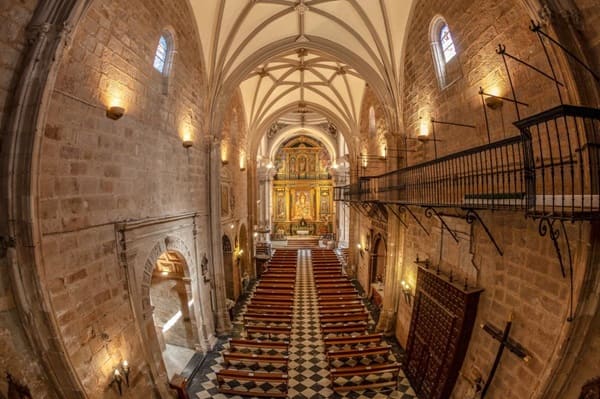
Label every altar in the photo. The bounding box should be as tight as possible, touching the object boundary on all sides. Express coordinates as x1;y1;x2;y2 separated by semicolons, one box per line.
296;229;310;235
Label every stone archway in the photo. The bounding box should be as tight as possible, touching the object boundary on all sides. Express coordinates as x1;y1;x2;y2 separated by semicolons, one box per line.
149;250;199;379
137;236;200;386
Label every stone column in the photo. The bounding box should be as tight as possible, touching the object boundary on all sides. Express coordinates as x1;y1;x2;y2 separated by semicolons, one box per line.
207;135;232;335
191;218;212;350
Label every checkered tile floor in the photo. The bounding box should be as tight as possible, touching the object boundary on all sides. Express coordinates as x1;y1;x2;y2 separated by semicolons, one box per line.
188;249;417;398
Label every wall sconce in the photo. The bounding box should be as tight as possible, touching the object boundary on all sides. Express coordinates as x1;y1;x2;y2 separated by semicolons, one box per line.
401;280;412;305
109;360;130;396
479;87;504;110
182;139;193;148
106;106;125;120
357;243;364;258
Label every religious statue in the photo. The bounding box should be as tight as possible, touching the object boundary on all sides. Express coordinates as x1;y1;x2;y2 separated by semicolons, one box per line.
295;192;311;219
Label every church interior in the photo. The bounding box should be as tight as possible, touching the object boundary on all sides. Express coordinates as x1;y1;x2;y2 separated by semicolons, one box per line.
1;1;599;398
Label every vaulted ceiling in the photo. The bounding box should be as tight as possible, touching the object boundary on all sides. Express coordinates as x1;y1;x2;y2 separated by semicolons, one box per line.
189;0;414;139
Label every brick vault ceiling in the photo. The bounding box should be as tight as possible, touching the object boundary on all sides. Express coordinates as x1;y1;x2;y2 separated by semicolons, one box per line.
189;0;413;133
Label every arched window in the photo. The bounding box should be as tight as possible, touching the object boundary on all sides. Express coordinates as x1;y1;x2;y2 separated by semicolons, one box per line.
440;24;456;63
430;16;459;88
153;30;176;94
153;35;169;73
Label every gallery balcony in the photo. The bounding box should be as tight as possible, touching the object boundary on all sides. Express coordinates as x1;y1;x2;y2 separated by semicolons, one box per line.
335;105;600;221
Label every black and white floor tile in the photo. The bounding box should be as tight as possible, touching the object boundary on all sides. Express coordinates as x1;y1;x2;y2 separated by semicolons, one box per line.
187;249;417;399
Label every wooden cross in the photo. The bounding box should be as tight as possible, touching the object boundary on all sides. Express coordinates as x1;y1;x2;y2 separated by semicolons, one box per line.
480;313;531;398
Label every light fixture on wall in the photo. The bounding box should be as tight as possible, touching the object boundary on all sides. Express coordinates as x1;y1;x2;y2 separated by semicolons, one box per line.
109;360;130;396
106;106;125;120
357;243;364;258
181;127;194;148
401;280;412;305
479;87;504;110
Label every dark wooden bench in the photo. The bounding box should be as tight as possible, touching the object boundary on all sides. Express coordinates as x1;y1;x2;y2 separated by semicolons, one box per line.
330;362;401;392
250;298;294;307
244;313;292;324
228;338;289;351
319;305;365;314
223;351;289;367
254;287;294;297
320;312;369;324
326;344;391;362
318;288;357;295
257;282;295;289
246;305;293;315
324;333;383;348
251;294;294;302
318;299;363;307
316;295;360;303
216;369;288;398
316;282;354;288
321;322;368;335
246;325;292;338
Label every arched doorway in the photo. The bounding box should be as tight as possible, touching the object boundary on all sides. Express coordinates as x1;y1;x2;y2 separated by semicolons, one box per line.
149;251;199;379
369;235;387;306
222;235;234;301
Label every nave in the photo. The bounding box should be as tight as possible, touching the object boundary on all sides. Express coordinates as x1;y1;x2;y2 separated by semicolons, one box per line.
187;249;416;399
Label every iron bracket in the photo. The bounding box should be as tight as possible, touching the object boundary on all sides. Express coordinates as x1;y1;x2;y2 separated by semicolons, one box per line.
387;205;409;229
464;209;504;256
399;205;430;236
537;217;574;321
424;207;459;243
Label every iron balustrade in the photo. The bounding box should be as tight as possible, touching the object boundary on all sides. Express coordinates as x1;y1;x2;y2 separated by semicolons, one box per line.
334;105;600;220
515;105;600;220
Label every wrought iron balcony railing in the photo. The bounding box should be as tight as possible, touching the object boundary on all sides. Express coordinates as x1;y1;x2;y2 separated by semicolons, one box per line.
334;105;600;221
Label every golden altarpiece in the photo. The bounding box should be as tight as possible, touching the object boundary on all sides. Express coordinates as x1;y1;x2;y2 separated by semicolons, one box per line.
271;136;335;236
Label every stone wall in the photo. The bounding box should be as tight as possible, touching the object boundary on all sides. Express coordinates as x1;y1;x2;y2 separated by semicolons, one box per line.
220;89;250;294
393;208;589;399
34;0;210;397
0;0;57;397
395;1;599;398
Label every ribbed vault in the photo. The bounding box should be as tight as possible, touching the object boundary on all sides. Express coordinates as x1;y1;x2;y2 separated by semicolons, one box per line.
189;0;415;137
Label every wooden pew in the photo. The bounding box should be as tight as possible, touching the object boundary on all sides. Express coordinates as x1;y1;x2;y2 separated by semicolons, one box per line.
257;283;295;290
251;294;294;302
323;333;384;348
326;345;391;362
320;313;369;324
216;369;288;398
246;305;293;315
244;313;292;324
250;298;294;307
319;298;364;307
228;338;289;352
319;305;365;314
317;288;357;295
222;351;289;367
315;280;354;288
321;322;368;335
329;362;401;392
246;325;292;338
254;287;294;297
316;295;359;302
